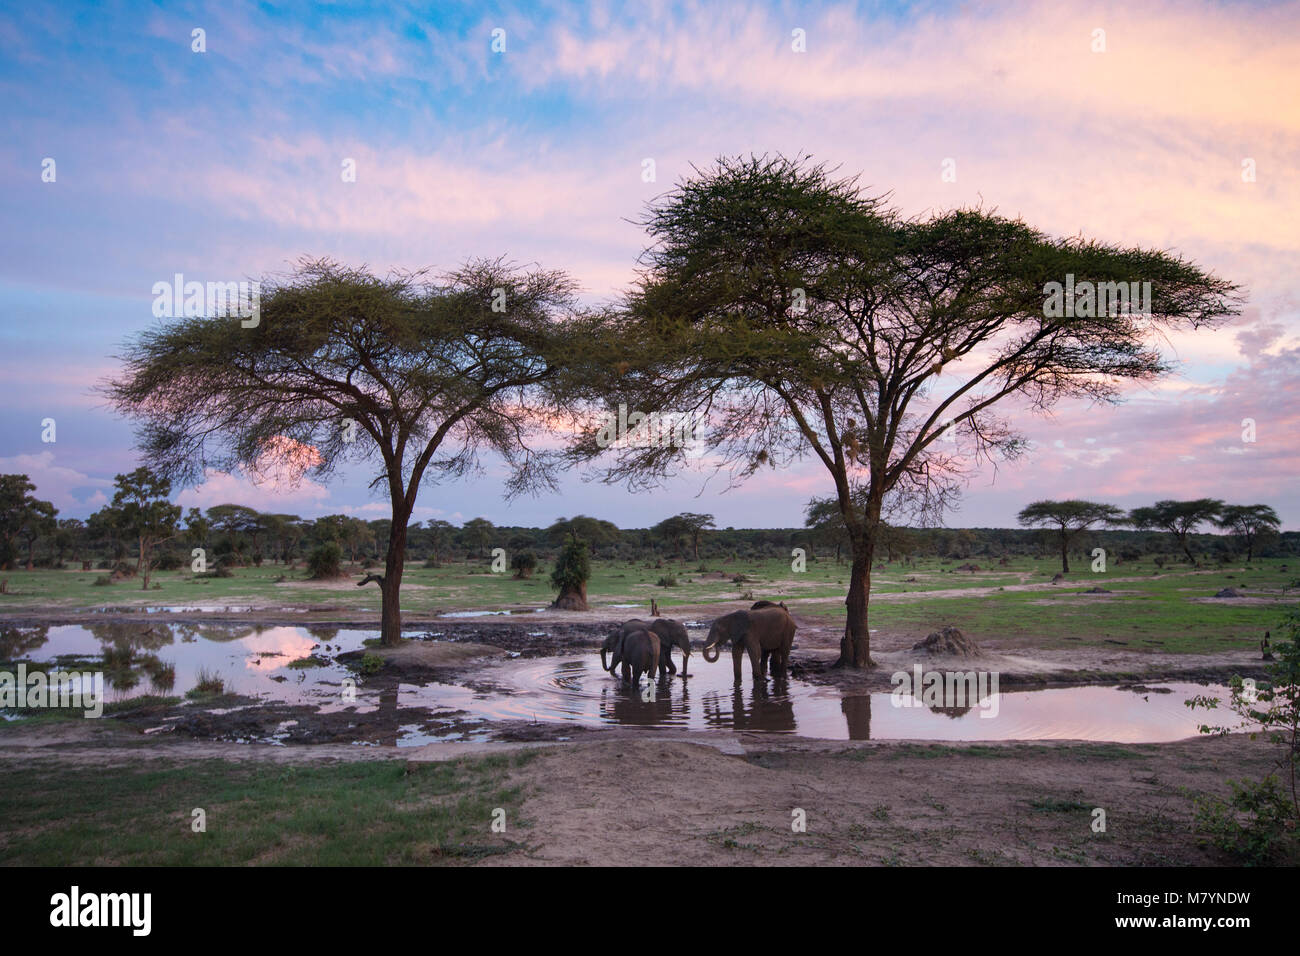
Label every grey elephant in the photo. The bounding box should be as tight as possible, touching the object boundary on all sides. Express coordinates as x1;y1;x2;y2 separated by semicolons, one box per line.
618;628;661;684
601;618;690;678
702;603;797;684
624;618;690;677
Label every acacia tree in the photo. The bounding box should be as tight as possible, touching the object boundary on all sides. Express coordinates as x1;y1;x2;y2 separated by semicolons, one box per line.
1016;499;1126;573
546;516;619;557
1215;504;1281;562
423;519;454;566
677;512;716;560
1129;499;1225;564
206;504;261;564
576;154;1240;668
462;518;496;559
651;514;691;559
104;467;181;589
106;258;590;645
18;497;58;570
0;475;40;570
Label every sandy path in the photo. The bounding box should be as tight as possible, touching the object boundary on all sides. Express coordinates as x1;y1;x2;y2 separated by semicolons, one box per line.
468;733;1276;866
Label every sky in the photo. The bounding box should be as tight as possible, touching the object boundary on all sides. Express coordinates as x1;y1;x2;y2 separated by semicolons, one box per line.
1;0;1297;531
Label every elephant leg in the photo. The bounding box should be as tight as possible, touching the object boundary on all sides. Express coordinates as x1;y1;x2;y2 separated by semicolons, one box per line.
760;648;771;678
665;651;677;675
746;642;763;684
733;645;744;684
621;661;631;683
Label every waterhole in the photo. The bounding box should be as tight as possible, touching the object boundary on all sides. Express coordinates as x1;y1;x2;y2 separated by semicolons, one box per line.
1;622;1236;744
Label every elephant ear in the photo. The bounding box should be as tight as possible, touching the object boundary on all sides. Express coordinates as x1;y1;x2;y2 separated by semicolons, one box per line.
655;620;689;650
728;610;751;643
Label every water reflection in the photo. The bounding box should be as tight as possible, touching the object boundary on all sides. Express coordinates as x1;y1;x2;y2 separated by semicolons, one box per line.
0;623;1236;743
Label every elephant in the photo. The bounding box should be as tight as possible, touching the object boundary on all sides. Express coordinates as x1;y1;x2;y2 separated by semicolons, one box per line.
600;628;627;674
601;619;690;678
622;618;690;677
618;628;662;684
702;604;797;684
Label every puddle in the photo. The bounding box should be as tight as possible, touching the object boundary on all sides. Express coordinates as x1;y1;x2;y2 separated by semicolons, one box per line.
90;605;262;614
433;656;1236;744
0;621;380;710
0;622;1241;744
437;608;547;618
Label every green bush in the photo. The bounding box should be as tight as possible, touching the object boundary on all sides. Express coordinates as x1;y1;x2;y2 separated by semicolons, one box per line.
550;539;590;593
511;551;538;579
1188;606;1300;863
307;542;344;580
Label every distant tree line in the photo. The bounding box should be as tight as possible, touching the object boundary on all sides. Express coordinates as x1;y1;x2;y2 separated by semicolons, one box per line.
2;471;1293;579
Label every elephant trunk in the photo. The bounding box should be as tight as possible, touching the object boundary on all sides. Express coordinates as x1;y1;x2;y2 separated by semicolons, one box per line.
601;647;610;672
702;642;720;663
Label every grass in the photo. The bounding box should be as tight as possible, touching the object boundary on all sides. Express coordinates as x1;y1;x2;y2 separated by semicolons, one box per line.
187;667;225;697
0;752;535;865
0;556;1295;654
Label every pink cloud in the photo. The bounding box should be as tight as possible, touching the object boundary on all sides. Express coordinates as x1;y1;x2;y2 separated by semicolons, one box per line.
175;469;332;513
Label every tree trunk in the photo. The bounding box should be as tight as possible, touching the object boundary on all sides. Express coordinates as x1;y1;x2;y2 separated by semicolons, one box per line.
837;547;876;668
1060;531;1069;574
380;516;408;647
552;581;589;611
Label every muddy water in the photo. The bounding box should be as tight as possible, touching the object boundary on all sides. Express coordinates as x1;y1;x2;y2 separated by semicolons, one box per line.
462;656;1229;744
1;623;1234;744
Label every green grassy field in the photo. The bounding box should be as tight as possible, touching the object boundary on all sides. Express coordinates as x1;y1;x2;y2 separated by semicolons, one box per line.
0;753;533;865
1;555;1295;653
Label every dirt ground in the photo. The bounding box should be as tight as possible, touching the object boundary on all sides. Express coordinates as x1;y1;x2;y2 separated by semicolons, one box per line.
0;722;1276;866
469;732;1278;866
0;596;1285;866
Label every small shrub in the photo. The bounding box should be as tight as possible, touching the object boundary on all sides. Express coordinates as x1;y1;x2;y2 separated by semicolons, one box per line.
307;542;344;580
188;668;225;697
92;575;113;587
359;653;385;674
287;655;328;669
1187;605;1300;863
511;551;538;579
656;575;678;587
